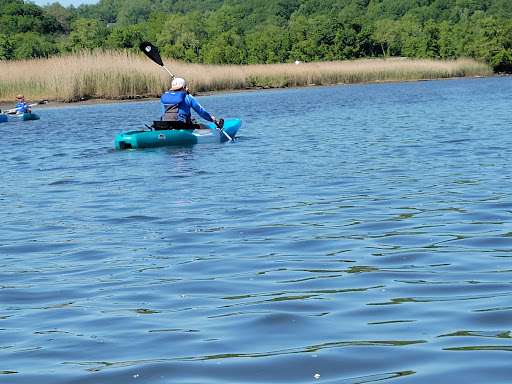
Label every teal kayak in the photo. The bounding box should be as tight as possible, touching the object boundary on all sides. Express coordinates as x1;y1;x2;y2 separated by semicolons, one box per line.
115;118;242;149
0;113;40;122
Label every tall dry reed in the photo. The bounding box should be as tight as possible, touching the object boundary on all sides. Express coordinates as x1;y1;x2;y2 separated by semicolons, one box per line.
0;50;493;103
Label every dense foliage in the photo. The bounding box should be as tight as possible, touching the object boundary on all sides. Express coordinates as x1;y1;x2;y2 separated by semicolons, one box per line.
1;0;512;71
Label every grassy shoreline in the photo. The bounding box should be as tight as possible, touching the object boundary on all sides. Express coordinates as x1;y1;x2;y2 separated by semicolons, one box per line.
0;50;494;104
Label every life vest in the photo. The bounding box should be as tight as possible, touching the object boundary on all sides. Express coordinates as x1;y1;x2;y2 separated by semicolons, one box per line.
161;91;187;122
15;102;29;113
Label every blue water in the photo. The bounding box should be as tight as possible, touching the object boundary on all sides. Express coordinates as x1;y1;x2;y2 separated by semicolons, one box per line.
2;77;512;383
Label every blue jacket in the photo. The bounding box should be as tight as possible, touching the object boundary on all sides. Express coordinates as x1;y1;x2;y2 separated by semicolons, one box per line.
14;102;30;113
160;91;213;123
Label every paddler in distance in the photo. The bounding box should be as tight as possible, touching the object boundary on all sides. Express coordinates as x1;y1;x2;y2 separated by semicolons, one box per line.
7;94;32;114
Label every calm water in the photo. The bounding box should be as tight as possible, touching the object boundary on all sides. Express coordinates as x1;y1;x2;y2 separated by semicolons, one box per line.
2;77;512;383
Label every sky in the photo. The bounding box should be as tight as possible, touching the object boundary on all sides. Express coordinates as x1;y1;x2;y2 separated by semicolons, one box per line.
30;0;99;7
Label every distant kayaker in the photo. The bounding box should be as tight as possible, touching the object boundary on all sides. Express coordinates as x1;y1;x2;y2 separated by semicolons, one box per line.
160;78;216;124
7;94;31;114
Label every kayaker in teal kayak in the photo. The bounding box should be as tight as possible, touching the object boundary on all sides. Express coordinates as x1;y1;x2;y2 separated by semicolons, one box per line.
160;78;216;124
7;94;31;114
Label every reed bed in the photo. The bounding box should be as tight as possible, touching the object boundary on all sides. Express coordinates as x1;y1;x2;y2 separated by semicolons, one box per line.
0;50;493;103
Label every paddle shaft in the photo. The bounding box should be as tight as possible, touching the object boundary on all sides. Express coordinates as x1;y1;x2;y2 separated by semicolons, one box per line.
215;119;231;141
220;129;232;141
7;100;48;113
6;104;34;114
162;65;174;78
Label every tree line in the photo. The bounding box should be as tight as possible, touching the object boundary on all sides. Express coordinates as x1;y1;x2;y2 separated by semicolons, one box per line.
1;0;512;72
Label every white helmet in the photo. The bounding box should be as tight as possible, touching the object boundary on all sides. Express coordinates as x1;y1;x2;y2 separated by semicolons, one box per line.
171;77;186;90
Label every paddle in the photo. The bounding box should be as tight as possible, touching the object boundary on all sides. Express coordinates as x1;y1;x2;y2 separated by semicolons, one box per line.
139;42;174;79
3;99;48;114
139;42;232;141
215;118;232;141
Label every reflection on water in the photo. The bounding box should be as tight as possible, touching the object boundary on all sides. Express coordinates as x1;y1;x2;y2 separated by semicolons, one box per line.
1;77;512;383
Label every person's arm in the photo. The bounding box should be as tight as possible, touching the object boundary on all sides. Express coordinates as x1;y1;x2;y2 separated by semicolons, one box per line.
7;104;19;114
187;95;215;122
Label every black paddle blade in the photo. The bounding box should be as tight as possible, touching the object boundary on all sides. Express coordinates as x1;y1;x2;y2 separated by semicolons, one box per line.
140;42;164;66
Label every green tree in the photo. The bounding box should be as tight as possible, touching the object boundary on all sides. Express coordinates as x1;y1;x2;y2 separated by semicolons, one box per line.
372;18;401;56
487;0;512;18
0;1;49;35
9;32;60;59
116;0;154;26
1;0;512;71
205;5;245;37
156;12;206;62
245;24;289;63
461;18;510;62
200;32;246;64
198;5;247;64
0;33;14;60
104;24;144;49
416;19;441;58
68;18;107;50
396;14;424;57
490;48;512;72
43;3;73;33
437;20;457;58
139;12;168;45
288;15;339;61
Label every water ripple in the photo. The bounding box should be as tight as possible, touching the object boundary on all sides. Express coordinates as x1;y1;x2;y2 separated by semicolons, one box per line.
2;78;512;383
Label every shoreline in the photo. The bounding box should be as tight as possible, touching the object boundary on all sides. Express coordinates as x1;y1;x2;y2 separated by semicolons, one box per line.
0;54;494;108
0;74;502;111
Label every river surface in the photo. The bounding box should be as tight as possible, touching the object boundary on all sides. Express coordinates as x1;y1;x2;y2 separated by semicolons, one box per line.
2;77;512;383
